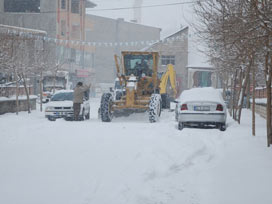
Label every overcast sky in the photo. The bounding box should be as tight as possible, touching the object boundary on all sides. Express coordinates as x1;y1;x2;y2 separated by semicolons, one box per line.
87;0;209;67
87;0;196;37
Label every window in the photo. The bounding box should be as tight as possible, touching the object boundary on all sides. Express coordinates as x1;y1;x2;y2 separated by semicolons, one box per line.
123;54;154;77
4;0;40;13
193;71;212;87
57;46;67;62
61;20;66;36
71;0;79;14
161;55;175;66
75;50;81;65
70;49;83;66
84;52;94;67
70;48;76;62
71;24;80;39
61;0;66;9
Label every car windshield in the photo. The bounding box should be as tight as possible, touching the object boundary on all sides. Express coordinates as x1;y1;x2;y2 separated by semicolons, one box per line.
51;92;73;101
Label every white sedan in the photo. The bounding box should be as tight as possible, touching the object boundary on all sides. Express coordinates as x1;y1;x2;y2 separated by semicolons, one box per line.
45;90;90;121
176;87;227;131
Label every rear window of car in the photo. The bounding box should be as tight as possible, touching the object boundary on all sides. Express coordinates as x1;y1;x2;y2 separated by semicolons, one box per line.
51;92;73;101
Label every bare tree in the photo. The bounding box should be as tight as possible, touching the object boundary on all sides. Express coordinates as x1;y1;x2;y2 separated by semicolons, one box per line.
0;25;47;114
194;0;272;145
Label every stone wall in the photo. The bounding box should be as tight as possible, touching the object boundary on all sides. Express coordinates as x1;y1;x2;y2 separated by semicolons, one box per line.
0;97;36;115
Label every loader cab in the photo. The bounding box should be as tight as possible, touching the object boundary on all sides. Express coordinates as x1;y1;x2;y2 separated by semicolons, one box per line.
123;52;155;78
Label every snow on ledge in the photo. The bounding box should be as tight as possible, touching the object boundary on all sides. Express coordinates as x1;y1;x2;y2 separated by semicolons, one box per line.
250;98;267;105
0;95;38;102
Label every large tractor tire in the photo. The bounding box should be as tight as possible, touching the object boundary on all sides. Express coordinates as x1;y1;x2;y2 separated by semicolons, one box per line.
115;91;122;100
149;94;162;123
100;93;114;122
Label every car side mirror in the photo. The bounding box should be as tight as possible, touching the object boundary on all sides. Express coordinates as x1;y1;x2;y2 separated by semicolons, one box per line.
173;100;178;103
45;99;50;103
110;87;114;92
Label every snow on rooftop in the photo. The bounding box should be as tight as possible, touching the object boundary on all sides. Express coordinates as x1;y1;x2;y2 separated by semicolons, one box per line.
0;24;47;35
0;95;37;102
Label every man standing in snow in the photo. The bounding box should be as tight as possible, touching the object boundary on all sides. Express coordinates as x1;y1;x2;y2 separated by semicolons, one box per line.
73;82;91;121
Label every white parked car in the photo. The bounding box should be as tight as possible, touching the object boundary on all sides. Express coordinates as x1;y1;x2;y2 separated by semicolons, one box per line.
45;90;90;121
176;87;227;131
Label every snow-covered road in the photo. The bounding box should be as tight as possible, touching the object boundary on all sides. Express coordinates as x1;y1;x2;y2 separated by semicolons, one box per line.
0;98;271;204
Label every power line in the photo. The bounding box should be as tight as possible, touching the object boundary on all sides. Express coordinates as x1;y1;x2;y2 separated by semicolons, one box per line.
0;1;200;14
86;0;203;12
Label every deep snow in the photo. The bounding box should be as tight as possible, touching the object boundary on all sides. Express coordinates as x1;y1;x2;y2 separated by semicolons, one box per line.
0;98;271;204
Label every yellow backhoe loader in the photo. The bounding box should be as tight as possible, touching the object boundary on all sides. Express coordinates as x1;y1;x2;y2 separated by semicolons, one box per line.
100;51;162;122
159;64;177;109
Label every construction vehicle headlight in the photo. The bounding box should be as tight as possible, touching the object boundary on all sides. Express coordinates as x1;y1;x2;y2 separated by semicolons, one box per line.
127;81;137;90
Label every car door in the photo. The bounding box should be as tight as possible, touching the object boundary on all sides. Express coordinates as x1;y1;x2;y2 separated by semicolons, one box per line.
83;97;90;114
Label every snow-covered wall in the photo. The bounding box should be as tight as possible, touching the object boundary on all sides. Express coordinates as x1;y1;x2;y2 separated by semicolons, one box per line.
0;96;37;115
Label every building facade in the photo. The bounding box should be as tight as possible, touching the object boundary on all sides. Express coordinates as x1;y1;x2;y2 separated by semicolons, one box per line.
0;0;97;88
85;15;161;82
145;27;189;95
0;0;161;86
0;0;57;37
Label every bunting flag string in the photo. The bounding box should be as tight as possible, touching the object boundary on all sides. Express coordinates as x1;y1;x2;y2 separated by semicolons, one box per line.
0;27;191;48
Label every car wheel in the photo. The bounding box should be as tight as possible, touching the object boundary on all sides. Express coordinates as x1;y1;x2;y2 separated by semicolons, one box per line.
178;122;184;130
85;108;90;120
48;116;56;121
219;123;226;131
81;109;85;121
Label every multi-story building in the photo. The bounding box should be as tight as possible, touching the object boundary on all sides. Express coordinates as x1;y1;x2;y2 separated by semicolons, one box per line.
0;0;97;89
0;0;161;86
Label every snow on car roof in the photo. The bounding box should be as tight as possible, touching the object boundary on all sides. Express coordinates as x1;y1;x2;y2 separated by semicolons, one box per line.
54;90;73;94
178;87;224;104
